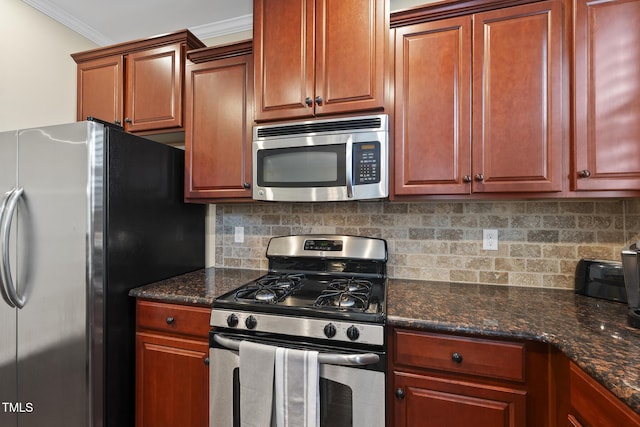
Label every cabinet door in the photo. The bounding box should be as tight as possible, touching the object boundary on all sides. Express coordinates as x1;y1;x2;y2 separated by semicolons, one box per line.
253;0;386;121
125;43;183;132
314;0;386;117
185;54;254;200
135;332;209;427
76;55;124;125
472;0;564;193
573;0;640;190
394;16;472;196
254;0;315;121
393;372;527;427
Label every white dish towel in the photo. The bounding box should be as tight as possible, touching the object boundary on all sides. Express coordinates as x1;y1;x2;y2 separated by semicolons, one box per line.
239;340;277;427
274;347;320;427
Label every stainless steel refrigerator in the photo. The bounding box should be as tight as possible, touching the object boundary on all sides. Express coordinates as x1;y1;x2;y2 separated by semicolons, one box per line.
0;120;205;427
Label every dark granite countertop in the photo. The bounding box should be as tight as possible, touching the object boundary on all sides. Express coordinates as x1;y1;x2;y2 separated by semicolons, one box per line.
129;267;266;306
129;268;640;413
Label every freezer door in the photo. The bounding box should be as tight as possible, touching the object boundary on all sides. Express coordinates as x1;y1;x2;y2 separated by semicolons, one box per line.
0;130;18;427
15;123;90;427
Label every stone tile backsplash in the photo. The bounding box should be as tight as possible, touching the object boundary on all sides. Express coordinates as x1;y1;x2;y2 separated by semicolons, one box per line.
214;199;640;289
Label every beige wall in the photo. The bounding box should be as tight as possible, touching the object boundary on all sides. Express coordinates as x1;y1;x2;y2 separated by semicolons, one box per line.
0;0;97;131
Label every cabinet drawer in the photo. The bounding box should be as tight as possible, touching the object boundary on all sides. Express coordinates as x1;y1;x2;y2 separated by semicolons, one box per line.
394;330;525;382
136;300;210;338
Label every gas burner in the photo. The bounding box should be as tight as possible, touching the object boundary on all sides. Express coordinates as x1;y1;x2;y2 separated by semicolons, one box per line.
329;278;373;293
234;273;305;304
314;278;373;311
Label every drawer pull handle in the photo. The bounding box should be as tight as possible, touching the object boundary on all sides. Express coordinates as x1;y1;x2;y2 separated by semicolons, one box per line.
166;316;175;325
395;388;405;400
452;352;463;364
204;357;210;366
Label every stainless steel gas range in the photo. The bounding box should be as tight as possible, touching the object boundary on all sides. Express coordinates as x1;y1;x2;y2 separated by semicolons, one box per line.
209;234;387;427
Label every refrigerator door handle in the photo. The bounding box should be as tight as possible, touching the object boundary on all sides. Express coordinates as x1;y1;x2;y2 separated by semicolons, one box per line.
0;188;14;307
0;187;25;308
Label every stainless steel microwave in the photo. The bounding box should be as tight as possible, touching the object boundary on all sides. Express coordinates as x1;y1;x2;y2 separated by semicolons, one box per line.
252;114;388;202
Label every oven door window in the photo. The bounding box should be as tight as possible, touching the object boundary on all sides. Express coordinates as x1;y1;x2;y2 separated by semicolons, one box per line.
257;144;346;187
231;369;355;427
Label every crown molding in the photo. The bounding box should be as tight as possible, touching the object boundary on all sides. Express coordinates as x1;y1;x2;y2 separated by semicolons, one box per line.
22;0;115;45
189;14;253;41
22;0;253;47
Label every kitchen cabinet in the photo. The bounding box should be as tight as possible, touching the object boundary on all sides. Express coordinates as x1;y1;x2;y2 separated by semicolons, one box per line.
253;0;387;121
393;0;564;196
389;328;550;427
554;352;640;427
135;300;210;427
184;42;254;201
569;362;640;426
72;30;205;134
572;0;640;191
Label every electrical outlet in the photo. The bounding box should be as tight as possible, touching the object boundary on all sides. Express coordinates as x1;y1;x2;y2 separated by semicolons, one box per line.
483;229;498;251
234;226;244;243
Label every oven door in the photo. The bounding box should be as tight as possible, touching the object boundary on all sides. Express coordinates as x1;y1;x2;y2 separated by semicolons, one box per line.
210;333;386;427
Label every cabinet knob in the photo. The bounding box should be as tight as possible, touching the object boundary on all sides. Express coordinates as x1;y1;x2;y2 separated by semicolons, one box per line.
243;182;251;189
474;174;484;182
114;120;122;126
463;175;472;183
395;388;405;400
204;357;210;366
315;96;323;106
305;97;313;107
124;118;132;124
578;169;591;178
451;352;463;364
166;316;175;325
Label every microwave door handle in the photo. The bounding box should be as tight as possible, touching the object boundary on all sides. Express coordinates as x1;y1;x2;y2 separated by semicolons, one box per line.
212;334;380;367
0;187;25;308
345;136;354;198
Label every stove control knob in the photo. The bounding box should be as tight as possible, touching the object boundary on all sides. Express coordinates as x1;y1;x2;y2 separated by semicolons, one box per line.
226;314;239;328
324;323;337;338
346;325;360;341
245;315;258;330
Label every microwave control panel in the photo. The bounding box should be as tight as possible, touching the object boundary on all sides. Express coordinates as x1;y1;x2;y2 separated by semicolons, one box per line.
353;142;381;185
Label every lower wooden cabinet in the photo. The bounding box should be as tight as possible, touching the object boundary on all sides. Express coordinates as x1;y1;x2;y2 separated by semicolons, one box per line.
567;360;640;427
391;328;640;427
389;328;550;427
393;371;526;426
135;300;210;427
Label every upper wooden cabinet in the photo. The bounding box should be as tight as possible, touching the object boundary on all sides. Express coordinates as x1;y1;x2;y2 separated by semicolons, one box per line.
72;30;205;133
572;0;640;190
184;42;254;201
393;0;564;197
253;0;387;122
394;15;472;196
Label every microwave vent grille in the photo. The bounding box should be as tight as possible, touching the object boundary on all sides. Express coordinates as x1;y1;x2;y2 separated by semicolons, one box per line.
257;117;383;138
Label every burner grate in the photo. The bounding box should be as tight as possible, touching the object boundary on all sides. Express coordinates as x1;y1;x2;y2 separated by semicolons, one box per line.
314;278;373;311
234;273;305;304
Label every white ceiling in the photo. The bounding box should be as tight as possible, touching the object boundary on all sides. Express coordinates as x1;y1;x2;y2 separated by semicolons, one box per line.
22;0;254;46
22;0;424;47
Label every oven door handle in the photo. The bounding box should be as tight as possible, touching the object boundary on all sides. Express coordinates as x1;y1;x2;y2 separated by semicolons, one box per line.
212;334;380;367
